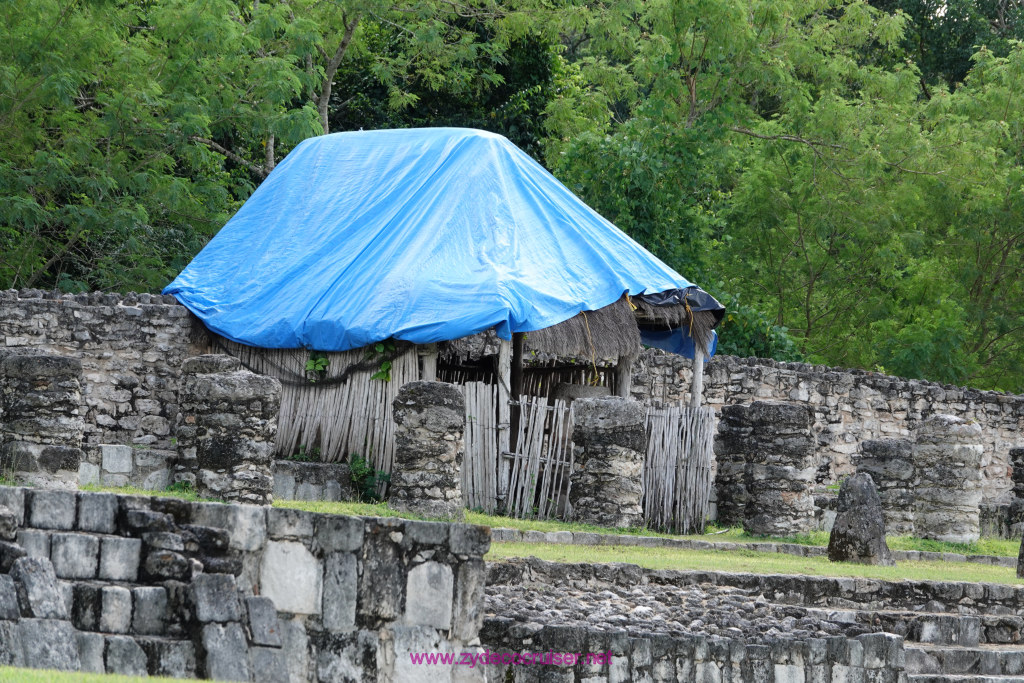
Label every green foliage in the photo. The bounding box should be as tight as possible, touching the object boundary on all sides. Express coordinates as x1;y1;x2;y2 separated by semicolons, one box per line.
713;292;804;361
288;444;320;462
365;340;397;381
348;454;390;503
305;352;330;383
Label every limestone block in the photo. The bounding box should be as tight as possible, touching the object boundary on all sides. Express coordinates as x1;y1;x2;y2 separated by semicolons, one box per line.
914;415;984;543
99;537;142;582
246;596;282;647
251;646;288;683
201;622;251;682
260;540;322;615
322;552;357;632
827;473;894;566
569;396;647;529
11;556;66;619
404;561;454;629
0;575;19;620
105;635;148;676
390;381;466;519
26;489;76;530
132;586;168;635
77;632;105;673
17;618;79;671
138;637;197;679
77;491;117;533
101;444;133;474
101;585;133;633
50;532;99;579
191;573;242;623
190;502;267;552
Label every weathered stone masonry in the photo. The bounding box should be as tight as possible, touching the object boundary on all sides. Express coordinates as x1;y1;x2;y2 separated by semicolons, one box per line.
633;350;1024;504
2;289;1022;506
0;485;490;680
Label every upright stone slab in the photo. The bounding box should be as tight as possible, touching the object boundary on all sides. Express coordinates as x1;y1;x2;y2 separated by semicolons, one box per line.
175;355;282;505
1009;447;1024;535
713;404;753;527
855;439;915;536
0;353;84;488
736;402;817;537
568;396;646;529
914;414;983;543
389;381;466;519
827;472;894;565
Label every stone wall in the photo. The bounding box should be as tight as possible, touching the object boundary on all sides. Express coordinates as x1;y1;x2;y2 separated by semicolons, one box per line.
0;290;199;468
633;350;1024;504
0;484;490;680
272;460;353;502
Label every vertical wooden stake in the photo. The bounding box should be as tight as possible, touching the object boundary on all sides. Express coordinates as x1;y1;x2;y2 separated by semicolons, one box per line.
690;344;705;408
496;338;512;511
419;342;438;381
615;354;634;398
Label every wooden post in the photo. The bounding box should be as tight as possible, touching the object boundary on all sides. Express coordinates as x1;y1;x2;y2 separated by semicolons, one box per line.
689;344;705;408
419;343;438;381
496;338;513;511
510;332;525;453
615;354;634;398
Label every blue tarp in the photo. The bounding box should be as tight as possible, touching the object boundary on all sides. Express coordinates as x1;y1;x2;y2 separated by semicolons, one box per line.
165;128;708;352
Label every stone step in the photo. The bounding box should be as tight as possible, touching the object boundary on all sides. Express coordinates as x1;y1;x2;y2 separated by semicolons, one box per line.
908;676;1024;683
802;607;983;646
907;644;1024;677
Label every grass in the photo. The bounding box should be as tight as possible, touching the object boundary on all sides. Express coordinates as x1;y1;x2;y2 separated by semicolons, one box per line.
0;668;173;682
487;542;1024;585
57;484;1024;560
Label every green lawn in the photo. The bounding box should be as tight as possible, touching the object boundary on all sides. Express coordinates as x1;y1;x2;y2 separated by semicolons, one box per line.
487;542;1024;584
79;485;1022;558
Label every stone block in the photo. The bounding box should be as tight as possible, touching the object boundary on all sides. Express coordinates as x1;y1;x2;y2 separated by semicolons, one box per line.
0;574;19;620
26;489;76;530
267;507;315;540
101;444;133;473
246;596;282;647
143;550;191;581
404;561;454;629
450;524;491;556
191;573;242;623
77;631;105;673
105;635;148;676
251;646;289;683
50;532;100;579
316;630;381;683
16;529;49;559
78;461;100;486
315;515;364;553
322;552;357;632
453;559;486;641
190;502;267;551
138;637;197;678
72;583;102;631
11;556;66;619
358;528;404;622
0;621;20;667
17;618;80;671
101;585;133;634
132;586;168;635
0;540;26;573
390;625;450;683
0;487;25;526
78;491;118;533
0;505;19;541
261;540;322;615
202;622;251;682
143;531;185;552
280;617;311;682
99;536;141;581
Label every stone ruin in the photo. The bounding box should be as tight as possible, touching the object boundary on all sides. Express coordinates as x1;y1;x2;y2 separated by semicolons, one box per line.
568;396;646;529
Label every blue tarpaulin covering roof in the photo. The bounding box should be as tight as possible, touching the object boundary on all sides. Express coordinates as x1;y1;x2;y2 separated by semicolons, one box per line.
165;128;719;354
